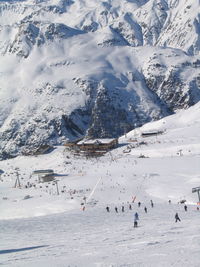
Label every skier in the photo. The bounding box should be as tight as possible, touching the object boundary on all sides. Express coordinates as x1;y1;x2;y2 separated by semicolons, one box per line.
129;204;132;210
134;212;139;221
144;206;147;213
122;206;125;212
150;200;154;208
134;219;138;228
184;205;187;211
134;212;139;228
175;212;181;222
83;196;87;204
168;199;171;204
138;202;141;207
115;207;118;213
106;206;110;212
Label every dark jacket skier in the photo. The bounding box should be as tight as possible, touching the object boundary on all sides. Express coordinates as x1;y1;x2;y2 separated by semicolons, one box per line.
175;212;181;222
144;206;147;213
184;205;187;211
106;206;110;212
115;207;118;213
134;219;138;228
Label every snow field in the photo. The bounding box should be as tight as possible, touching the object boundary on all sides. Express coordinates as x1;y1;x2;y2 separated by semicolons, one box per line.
0;202;200;267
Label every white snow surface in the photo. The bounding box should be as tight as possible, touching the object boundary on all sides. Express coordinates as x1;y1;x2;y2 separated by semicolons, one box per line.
0;102;200;266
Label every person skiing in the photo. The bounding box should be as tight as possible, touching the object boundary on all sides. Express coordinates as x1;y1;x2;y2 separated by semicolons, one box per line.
150;200;154;208
134;212;139;228
106;206;110;212
175;212;181;222
134;219;138;228
134;212;139;221
184;205;187;211
129;204;132;210
168;199;171;204
138;202;141;207
115;207;118;213
122;206;125;212
144;206;147;213
83;196;87;204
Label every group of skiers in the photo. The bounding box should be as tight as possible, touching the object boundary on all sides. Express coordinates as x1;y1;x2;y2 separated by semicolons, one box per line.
105;200;197;227
105;200;156;227
106;200;154;215
174;204;190;222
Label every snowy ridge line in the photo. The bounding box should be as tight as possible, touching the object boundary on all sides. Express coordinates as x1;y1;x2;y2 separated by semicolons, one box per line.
0;0;200;159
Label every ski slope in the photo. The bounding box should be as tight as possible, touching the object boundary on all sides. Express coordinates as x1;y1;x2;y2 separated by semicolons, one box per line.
0;102;200;266
0;203;200;267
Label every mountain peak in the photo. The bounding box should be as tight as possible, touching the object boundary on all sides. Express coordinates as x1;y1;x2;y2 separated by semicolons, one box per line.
0;0;200;159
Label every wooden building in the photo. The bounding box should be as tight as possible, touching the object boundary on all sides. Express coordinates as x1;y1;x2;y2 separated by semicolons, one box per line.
76;138;118;152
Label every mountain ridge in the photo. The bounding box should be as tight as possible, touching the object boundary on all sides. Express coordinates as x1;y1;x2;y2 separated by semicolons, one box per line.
0;0;200;159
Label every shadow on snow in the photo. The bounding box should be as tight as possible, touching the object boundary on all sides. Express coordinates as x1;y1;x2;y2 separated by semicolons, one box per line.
0;245;48;255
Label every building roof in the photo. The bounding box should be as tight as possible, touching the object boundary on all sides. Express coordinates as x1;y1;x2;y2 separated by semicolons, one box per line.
32;169;54;175
77;138;117;145
141;130;163;135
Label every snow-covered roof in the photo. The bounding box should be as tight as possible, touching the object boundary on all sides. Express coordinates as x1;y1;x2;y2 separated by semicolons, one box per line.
77;138;116;145
32;169;54;175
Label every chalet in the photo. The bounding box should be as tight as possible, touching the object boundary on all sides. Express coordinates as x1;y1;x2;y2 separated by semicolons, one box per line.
32;169;55;183
64;138;84;149
77;138;118;152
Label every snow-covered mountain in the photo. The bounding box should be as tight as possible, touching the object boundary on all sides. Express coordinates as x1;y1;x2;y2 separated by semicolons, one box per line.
0;0;200;159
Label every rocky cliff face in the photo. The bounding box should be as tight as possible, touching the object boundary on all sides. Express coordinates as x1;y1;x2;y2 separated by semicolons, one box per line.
0;0;200;159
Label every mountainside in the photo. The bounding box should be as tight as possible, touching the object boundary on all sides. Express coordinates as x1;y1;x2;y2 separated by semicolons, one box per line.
0;101;200;267
0;0;200;159
0;101;200;219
